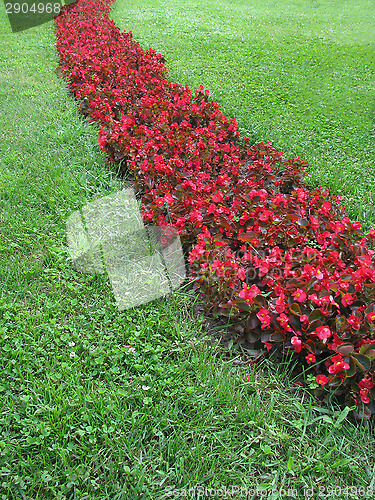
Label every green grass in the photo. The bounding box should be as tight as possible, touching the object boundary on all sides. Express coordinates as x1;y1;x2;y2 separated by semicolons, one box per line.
111;0;375;231
0;1;375;499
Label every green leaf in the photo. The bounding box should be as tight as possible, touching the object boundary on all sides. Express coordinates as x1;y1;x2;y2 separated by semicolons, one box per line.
350;353;371;372
359;343;374;355
334;406;351;427
26;436;41;445
258;483;270;490
335;315;347;331
365;349;375;361
345;357;356;377
233;299;251;312
246;313;260;329
320;415;334;424
309;309;323;322
290;314;301;331
308;319;323;332
271;331;285;342
289;302;302;316
261;331;272;343
297;218;309;227
246;331;260;343
261;444;272;455
253;295;267;308
304;339;316;354
328;376;343;387
365;303;375;315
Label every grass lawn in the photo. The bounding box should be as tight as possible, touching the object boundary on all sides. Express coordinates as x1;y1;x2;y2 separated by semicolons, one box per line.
0;1;375;499
112;0;375;231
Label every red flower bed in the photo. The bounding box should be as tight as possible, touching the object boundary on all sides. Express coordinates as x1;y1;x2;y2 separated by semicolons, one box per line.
55;0;375;418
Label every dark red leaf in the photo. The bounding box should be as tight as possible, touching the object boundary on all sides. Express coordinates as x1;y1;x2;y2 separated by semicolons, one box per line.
336;344;354;355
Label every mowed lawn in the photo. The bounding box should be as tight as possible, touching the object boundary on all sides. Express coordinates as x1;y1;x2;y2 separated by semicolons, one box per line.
112;0;375;230
0;1;375;499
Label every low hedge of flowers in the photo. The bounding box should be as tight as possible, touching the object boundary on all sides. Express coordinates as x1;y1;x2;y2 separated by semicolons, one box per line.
55;0;375;418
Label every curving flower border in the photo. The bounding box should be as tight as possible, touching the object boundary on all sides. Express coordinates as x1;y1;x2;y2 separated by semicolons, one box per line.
55;0;375;418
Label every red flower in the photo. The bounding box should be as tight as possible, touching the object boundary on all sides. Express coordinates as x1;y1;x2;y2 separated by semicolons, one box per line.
256;308;272;330
305;354;316;365
259;210;272;222
239;213;250;225
277;313;292;331
189;208;203;223
308;294;322;306
316;374;329;387
318;201;331;216
211;259;225;277
212;191;224;203
258;260;269;277
300;314;309;325
275;296;285;313
315;326;331;341
347;315;361;331
98;129;107;150
163;192;174;205
359;377;374;390
360;389;370;404
292;288;307;303
358;377;374;404
310;216;320;230
356;338;375;349
327;354;350;375
315;269;324;280
329;334;347;352
367;312;375;323
291;336;302;353
237;267;246;281
207;203;216;214
175;217;186;229
341;293;354;307
214;240;227;247
264;342;273;352
239;283;260;304
164;227;175;240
